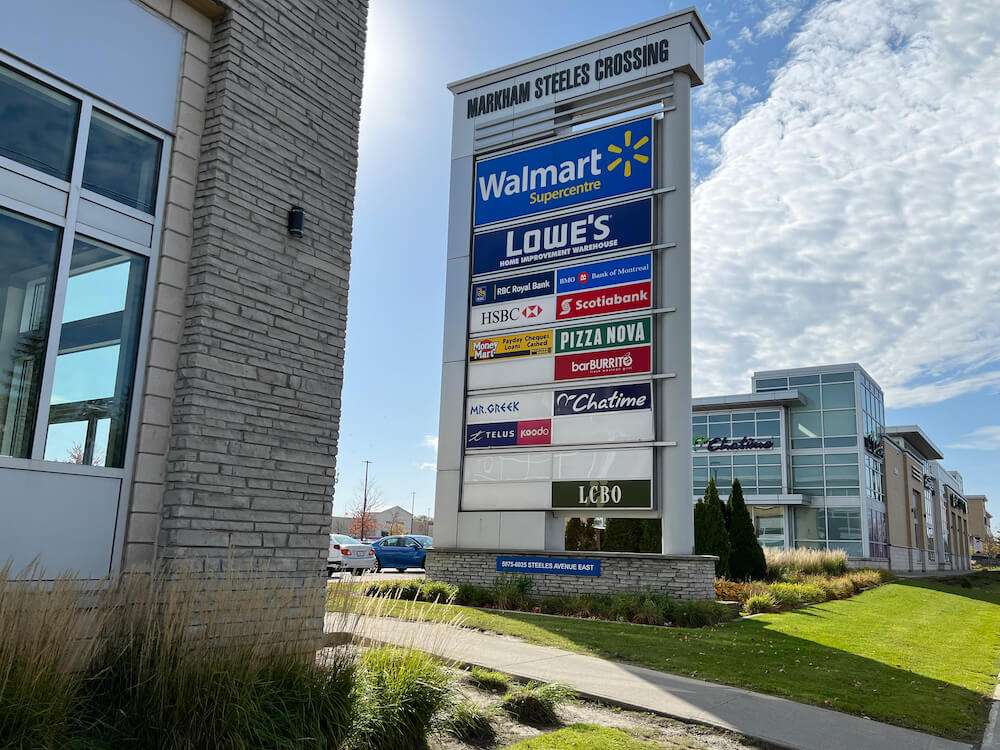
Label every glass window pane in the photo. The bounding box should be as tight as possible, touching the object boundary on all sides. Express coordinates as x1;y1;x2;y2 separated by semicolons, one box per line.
824;452;858;465
692;456;708;467
757;465;782;485
710;468;732;486
827;508;862;540
0;64;79;179
732;420;754;438
822;382;855;409
793;385;820;410
755;377;787;391
44;237;147;468
692;415;707;424
792;466;824;487
732;412;754;421
823;409;856;436
821;371;853;383
825;466;860;486
824;436;857;448
708;414;731;422
789;375;819;386
793;508;826;540
733;455;756;466
792;454;823;465
757;454;781;465
791;411;821;438
756;411;779;419
709;455;730;467
82;111;161;213
756;419;779;437
792;438;822;449
0;208;62;458
692;422;708;440
708;421;731;439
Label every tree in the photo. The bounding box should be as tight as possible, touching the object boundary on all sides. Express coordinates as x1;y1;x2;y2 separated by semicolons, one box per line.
385;520;406;535
694;478;730;577
412;514;433;535
565;518;599;551
602;518;642;552
726;478;766;581
638;519;661;553
346;478;383;540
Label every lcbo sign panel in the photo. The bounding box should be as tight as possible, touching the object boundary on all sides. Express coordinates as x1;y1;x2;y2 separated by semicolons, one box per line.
473;118;654;227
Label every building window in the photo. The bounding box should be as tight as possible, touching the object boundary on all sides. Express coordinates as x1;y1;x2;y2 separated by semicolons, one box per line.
868;509;888;558
0;208;63;458
0;64;80;180
43;238;148;467
753;506;784;548
82;111;161;213
0;58;165;471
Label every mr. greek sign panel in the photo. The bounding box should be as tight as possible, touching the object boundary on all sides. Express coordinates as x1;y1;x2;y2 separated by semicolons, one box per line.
474;119;653;226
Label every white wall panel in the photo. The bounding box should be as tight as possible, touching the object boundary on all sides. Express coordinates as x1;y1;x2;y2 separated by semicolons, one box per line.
0;165;67;216
465;452;553;483
77;198;153;246
467;357;552;390
551;411;652;444
462;482;550;510
0;0;183;130
553;447;652;480
467;390;552;423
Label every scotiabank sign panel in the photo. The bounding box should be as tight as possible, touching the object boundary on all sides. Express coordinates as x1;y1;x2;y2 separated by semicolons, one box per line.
473;118;653;227
472;198;652;276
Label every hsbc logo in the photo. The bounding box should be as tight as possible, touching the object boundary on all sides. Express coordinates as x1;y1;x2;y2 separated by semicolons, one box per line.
523;305;541;318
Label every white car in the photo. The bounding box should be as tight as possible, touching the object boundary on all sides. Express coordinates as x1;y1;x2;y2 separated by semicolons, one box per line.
328;534;376;576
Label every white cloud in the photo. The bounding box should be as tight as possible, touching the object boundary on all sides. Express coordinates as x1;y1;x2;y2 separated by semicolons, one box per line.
691;0;1000;406
758;0;807;37
948;425;1000;451
417;462;437;471
420;435;438;453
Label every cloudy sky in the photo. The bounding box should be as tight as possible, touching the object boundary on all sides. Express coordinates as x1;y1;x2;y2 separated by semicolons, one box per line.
335;0;999;530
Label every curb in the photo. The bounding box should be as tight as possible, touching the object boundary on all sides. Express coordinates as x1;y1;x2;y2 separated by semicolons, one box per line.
983;674;1000;750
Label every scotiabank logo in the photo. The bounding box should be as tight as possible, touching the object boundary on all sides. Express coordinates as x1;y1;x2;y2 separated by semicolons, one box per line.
556;281;651;320
517;419;551;446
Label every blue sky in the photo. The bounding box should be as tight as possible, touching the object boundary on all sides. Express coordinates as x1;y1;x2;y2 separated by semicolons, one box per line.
335;0;999;531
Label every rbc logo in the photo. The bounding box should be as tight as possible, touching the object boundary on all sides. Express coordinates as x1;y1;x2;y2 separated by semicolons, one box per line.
474;286;487;303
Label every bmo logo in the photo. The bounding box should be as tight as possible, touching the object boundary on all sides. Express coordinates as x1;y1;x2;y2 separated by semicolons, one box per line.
517;418;551;446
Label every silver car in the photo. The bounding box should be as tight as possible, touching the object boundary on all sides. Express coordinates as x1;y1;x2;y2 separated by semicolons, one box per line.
327;534;376;576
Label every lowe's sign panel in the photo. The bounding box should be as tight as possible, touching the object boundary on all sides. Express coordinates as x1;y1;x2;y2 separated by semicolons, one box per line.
473;198;651;276
473;118;653;227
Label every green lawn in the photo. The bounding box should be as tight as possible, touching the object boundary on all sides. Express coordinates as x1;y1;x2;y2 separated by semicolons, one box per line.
350;575;1000;742
507;723;691;750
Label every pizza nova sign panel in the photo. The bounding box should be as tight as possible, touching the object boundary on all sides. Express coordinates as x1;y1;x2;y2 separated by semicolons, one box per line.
473;118;653;226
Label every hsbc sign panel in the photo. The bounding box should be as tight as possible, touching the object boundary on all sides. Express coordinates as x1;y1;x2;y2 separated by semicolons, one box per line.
470;297;555;333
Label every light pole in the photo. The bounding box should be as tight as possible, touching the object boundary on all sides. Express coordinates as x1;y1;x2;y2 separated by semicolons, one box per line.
410;491;416;534
361;460;372;540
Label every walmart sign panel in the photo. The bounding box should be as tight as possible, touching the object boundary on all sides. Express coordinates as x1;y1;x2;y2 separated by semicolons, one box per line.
473;118;653;227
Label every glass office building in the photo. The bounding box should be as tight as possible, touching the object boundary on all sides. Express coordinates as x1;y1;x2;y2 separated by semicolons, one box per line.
693;363;887;560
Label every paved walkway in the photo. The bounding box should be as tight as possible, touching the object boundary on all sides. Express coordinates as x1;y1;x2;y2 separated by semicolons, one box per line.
326;614;971;750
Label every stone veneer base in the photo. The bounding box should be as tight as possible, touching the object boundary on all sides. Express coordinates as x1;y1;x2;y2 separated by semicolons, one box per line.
425;549;718;601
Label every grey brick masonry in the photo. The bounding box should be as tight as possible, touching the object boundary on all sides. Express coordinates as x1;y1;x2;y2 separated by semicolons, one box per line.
426;549;718;601
157;0;368;639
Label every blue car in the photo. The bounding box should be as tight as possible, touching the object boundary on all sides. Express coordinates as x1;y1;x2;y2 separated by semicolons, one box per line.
371;535;433;572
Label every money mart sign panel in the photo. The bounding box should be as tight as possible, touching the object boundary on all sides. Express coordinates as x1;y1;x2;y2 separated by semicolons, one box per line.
434;10;709;557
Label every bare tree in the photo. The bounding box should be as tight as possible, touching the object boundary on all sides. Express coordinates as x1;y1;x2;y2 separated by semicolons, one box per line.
347;478;384;540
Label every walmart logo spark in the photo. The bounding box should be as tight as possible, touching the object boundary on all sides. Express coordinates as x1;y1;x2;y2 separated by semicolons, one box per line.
607;130;649;177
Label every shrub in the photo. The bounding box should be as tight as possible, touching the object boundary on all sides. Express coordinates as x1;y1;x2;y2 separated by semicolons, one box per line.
767;582;827;607
669;600;734;628
564;518;599;551
603;518;643;552
420;581;457;603
351;646;452;750
743;591;779;614
455;583;493;608
492;575;533;610
500;682;576;726
764;547;848;580
467;667;511;692
695;478;731;577
726;479;766;581
441;700;497;746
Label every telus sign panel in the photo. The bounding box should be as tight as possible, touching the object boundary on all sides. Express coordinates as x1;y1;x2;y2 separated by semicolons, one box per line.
472;198;651;276
474;118;653;227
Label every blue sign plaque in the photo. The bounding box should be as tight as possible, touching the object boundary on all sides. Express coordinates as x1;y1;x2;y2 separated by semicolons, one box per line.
496;556;601;576
474;118;653;226
472;197;651;277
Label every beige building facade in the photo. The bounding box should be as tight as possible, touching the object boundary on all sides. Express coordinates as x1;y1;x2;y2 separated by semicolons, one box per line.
967;495;994;554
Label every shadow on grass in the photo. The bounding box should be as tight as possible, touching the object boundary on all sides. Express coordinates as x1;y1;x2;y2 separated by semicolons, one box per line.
473;587;997;743
896;571;1000;605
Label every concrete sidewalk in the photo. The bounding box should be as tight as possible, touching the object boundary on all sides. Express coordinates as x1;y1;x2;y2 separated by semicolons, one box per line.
326;614;971;750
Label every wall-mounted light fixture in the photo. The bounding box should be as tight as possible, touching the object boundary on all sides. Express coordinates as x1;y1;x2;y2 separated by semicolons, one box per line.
288;206;304;238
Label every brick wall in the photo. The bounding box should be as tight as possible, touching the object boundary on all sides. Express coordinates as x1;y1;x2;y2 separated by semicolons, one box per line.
156;0;368;639
426;549;718;601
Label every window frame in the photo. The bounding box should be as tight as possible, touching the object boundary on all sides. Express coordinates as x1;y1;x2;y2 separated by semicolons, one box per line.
0;52;171;480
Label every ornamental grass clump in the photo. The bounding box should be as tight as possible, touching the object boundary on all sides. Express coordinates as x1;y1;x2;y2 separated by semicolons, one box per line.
491;575;534;610
764;547;848;581
500;681;576;726
0;562;95;750
440;699;498;747
467;667;511;692
350;646;452;750
743;591;779;614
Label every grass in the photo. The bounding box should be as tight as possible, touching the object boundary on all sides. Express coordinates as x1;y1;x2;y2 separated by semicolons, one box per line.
467;666;512;692
352;575;1000;742
764;547;847;579
500;682;577;726
440;700;498;746
506;723;664;750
